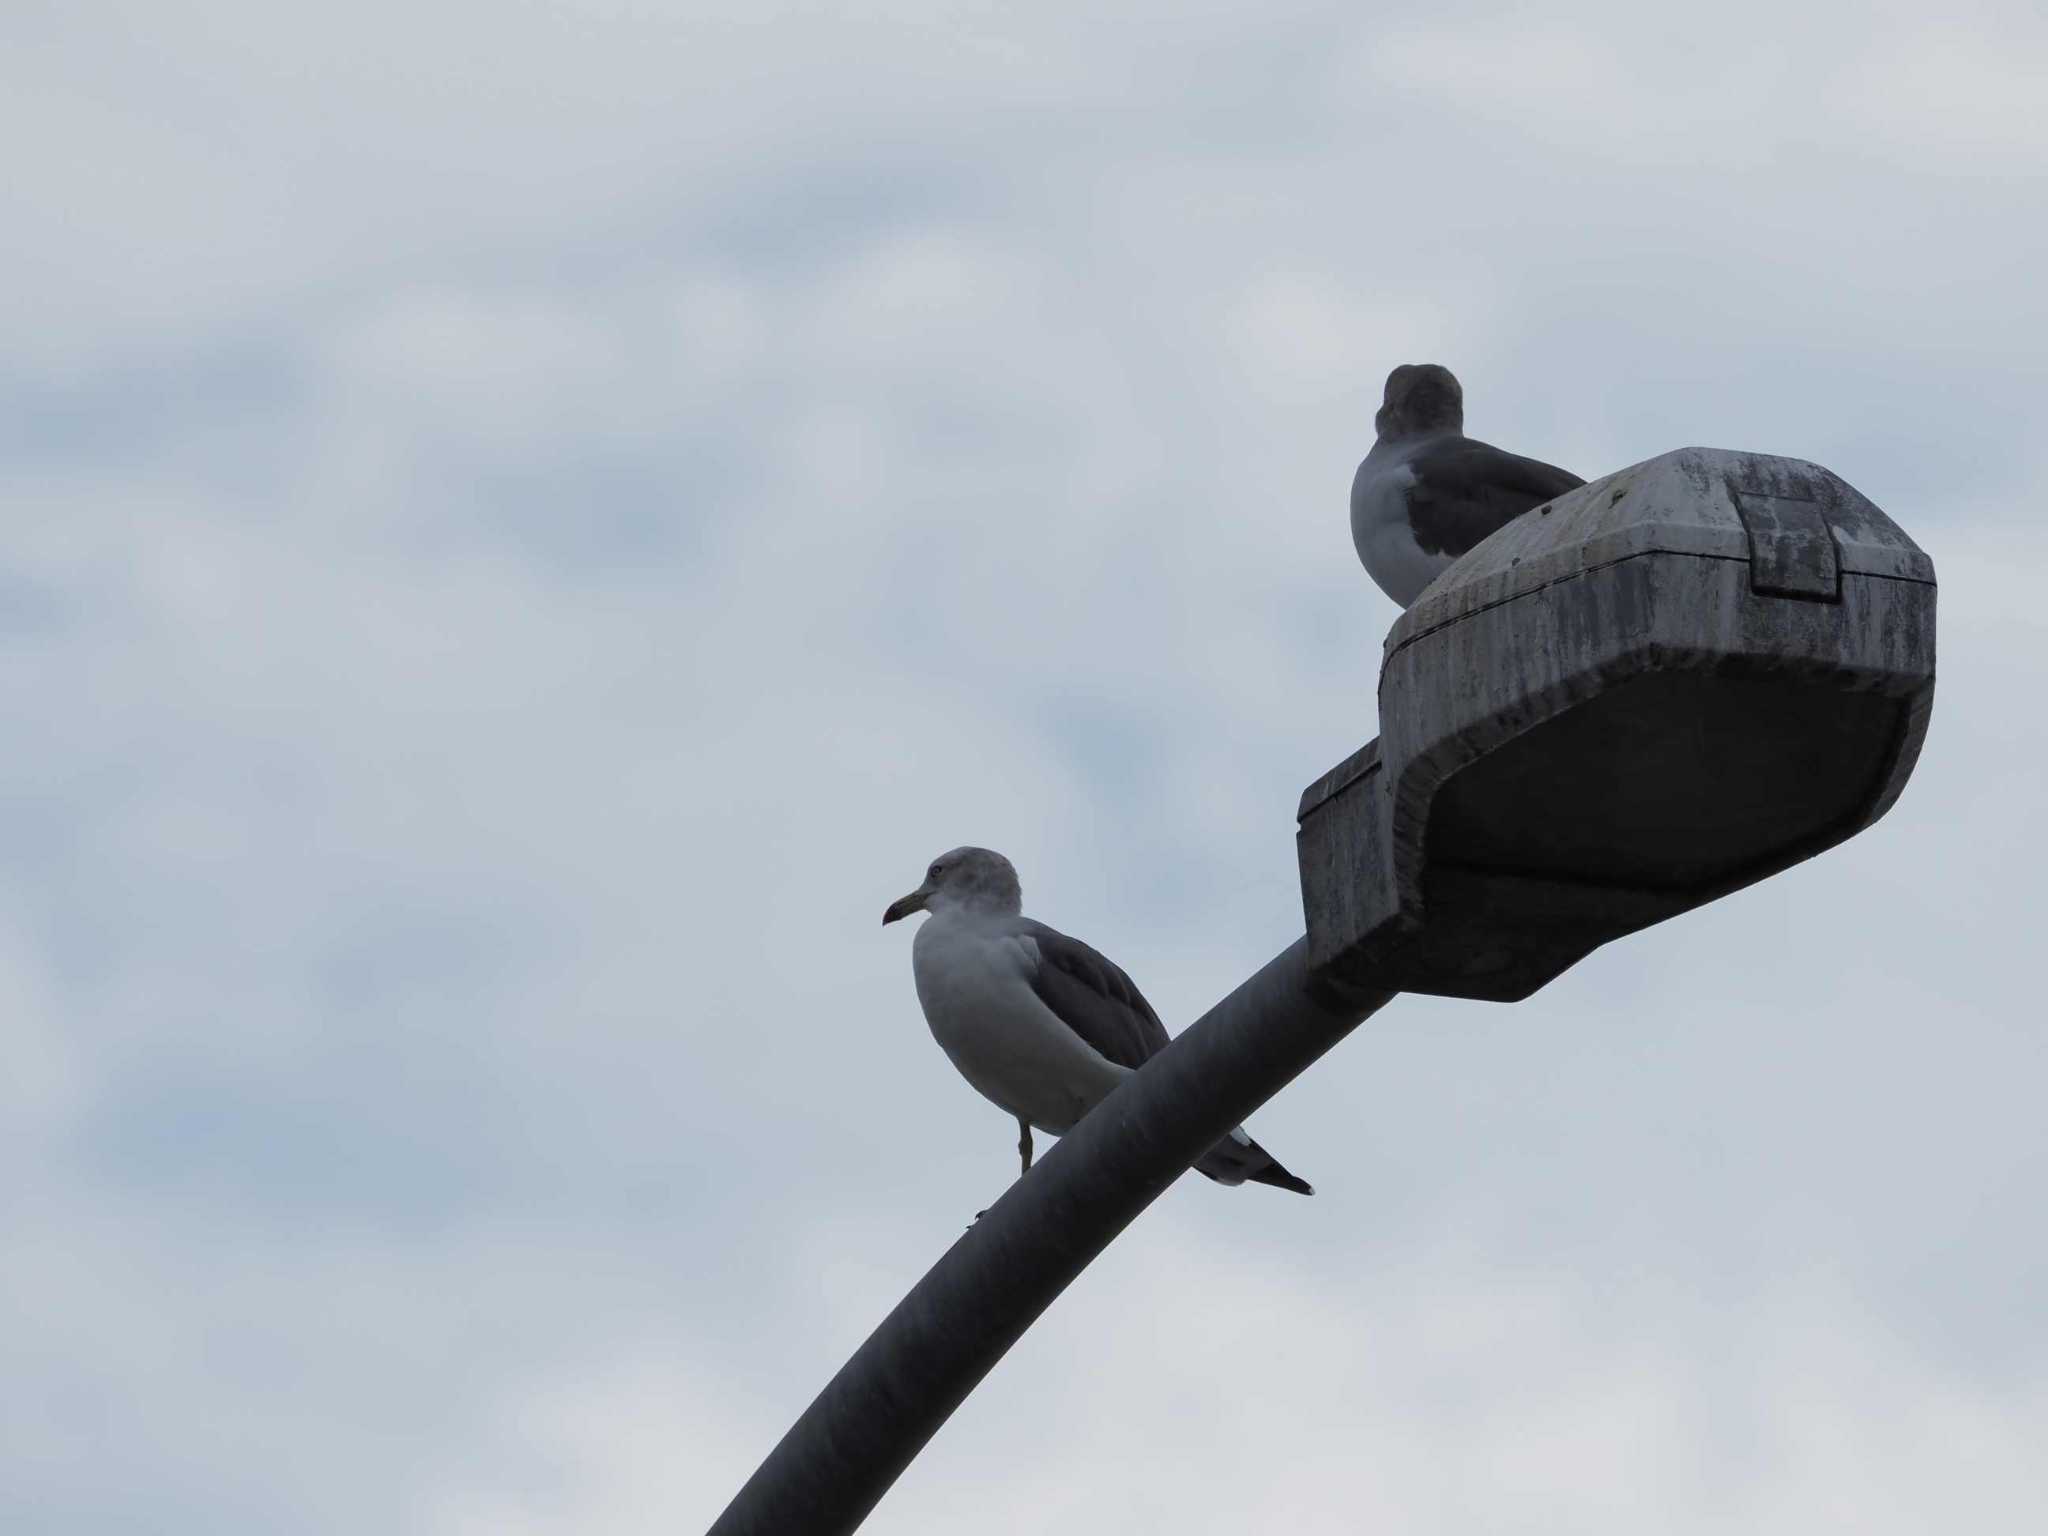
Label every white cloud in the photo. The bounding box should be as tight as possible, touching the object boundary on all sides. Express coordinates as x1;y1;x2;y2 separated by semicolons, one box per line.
425;1251;2048;1535
3;1;2045;1531
1225;272;1462;403
0;911;83;1141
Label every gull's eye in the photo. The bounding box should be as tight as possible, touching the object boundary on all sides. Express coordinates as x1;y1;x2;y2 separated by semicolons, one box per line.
928;861;944;880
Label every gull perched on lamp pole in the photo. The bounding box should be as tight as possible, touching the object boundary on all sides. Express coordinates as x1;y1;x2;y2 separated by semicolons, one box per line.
1351;362;1586;608
883;846;1312;1194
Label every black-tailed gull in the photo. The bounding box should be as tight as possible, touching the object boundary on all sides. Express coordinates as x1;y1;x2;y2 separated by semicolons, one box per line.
1351;362;1585;608
883;846;1312;1194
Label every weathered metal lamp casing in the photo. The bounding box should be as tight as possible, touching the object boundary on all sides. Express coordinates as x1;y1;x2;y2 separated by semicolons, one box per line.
1297;447;1937;1002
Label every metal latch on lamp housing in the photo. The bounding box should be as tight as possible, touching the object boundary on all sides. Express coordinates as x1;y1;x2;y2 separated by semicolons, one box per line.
1732;488;1840;601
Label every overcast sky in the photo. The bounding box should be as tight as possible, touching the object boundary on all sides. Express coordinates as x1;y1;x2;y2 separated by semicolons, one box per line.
5;3;2046;1532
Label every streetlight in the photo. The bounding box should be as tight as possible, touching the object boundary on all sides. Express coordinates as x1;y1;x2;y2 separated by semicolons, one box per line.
1300;445;1935;999
709;446;1935;1536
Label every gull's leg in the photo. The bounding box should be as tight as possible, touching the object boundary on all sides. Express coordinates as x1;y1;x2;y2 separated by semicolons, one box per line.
973;1121;1039;1225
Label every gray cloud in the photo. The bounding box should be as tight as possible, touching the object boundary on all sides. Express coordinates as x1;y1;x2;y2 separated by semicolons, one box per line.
4;3;2044;1531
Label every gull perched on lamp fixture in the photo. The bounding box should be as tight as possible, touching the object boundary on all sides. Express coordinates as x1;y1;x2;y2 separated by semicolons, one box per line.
1352;363;1586;608
884;846;1312;1194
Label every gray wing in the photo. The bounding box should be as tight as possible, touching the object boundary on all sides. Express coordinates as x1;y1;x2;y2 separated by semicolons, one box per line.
1016;918;1171;1071
1404;436;1585;557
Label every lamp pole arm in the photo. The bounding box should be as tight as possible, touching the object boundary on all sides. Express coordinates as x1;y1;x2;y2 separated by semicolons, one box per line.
708;937;1394;1536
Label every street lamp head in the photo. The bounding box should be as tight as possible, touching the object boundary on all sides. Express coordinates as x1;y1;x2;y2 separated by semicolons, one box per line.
1299;446;1937;1001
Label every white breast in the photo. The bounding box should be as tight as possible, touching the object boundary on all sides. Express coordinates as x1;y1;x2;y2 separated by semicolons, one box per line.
1351;451;1438;608
910;917;1128;1135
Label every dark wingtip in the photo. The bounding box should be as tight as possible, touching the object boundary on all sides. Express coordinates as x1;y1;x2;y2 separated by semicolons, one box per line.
1247;1164;1315;1196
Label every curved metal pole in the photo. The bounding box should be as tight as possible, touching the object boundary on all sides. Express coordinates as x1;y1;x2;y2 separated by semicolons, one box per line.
708;937;1395;1536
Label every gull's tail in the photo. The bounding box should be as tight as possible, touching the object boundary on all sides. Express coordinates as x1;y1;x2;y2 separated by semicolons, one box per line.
1194;1126;1314;1195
